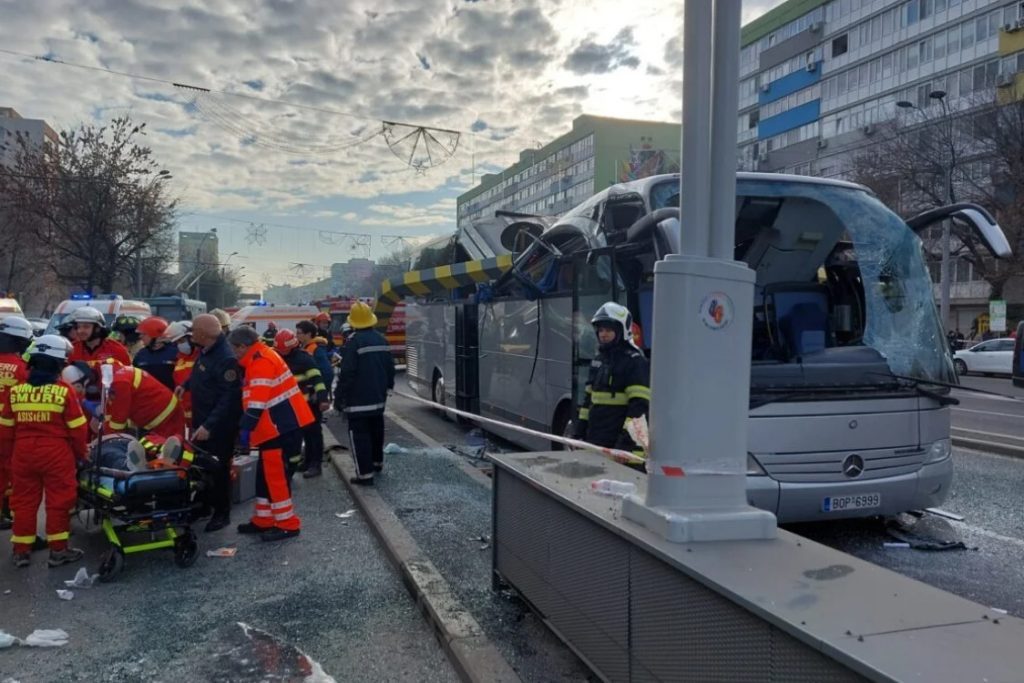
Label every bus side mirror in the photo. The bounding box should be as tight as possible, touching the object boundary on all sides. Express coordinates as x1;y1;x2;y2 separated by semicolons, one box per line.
906;202;1011;259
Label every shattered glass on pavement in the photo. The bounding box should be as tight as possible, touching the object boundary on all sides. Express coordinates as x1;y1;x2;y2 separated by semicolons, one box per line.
338;419;596;682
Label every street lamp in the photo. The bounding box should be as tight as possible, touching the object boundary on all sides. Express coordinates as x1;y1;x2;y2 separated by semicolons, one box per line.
135;170;174;297
896;91;956;332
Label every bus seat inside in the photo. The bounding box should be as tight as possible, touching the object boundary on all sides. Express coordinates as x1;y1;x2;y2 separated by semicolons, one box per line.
762;283;831;360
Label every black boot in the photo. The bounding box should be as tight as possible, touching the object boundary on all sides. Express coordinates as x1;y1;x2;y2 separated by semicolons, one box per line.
349;476;374;486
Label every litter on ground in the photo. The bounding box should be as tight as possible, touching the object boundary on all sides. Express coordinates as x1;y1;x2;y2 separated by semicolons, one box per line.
64;567;98;588
335;510;356;519
56;590;74;601
206;547;237;558
23;629;69;647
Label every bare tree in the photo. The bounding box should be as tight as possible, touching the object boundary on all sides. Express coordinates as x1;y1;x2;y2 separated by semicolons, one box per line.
0;116;177;294
848;96;1024;298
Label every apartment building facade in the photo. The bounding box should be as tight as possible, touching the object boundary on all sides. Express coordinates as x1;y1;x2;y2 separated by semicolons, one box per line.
456;115;681;230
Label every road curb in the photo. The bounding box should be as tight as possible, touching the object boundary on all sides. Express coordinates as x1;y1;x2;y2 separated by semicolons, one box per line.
324;430;522;683
953;435;1024;460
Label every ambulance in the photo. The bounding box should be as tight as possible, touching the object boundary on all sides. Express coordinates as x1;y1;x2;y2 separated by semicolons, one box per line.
229;303;320;336
0;298;23;316
45;295;151;334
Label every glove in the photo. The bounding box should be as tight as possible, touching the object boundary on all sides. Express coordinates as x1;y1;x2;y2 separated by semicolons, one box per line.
82;400;101;418
238;429;251;451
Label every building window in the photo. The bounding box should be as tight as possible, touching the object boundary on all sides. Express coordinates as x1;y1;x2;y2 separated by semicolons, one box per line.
832;34;848;58
748;111;759;129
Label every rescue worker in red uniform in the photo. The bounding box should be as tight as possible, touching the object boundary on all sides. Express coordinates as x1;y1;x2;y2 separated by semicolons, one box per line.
67;306;131;370
102;362;185;449
0;335;88;568
228;326;313;542
163;321;199;428
0;316;32;530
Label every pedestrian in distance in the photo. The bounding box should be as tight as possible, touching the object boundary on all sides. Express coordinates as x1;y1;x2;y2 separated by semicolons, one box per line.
67;306;132;371
180;314;242;533
274;329;329;479
572;302;651;469
0;316;32;530
229;325;313;542
134;316;178;391
334;301;395;486
0;335;89;568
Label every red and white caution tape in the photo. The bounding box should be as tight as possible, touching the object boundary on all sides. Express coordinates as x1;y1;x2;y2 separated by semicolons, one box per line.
393;390;650;467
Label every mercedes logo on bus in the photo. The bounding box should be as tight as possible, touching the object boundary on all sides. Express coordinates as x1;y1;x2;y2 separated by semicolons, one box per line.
842;454;865;478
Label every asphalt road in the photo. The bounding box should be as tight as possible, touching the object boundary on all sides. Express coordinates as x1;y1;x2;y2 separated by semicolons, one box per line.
384;387;1024;623
952;374;1024;447
0;461;456;683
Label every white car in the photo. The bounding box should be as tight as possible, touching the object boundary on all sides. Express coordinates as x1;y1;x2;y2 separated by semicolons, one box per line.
953;338;1015;376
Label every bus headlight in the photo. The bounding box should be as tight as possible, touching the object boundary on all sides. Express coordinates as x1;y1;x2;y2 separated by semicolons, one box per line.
747;453;767;476
925;438;952;464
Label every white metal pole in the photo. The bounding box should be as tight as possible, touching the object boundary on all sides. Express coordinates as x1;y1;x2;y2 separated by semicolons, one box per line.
709;0;741;260
680;0;713;257
622;0;776;542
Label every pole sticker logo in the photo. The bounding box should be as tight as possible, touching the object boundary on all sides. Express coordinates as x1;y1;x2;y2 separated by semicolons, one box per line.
699;292;733;330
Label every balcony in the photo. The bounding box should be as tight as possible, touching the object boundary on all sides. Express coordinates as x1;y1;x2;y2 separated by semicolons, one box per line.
932;280;990;302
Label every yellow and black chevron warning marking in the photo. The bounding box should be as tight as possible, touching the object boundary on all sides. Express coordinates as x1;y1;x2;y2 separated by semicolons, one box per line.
373;254;513;328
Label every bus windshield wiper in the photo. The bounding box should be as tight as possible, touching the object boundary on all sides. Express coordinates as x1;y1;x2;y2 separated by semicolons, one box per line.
867;373;959;406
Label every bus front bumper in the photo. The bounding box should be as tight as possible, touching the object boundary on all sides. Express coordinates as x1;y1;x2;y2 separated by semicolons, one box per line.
747;456;953;524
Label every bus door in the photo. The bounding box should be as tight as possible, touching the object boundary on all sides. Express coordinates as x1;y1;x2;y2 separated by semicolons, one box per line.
571;248;624;409
454;303;480;414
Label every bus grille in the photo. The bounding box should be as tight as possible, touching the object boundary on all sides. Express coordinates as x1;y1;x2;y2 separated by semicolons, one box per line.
759;447;927;483
406;345;418;377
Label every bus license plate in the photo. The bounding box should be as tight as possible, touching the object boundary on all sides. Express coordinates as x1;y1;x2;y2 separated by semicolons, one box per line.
822;493;881;512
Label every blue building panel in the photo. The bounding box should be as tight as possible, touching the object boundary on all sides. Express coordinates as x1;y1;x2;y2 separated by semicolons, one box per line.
758;99;821;139
758;61;822;105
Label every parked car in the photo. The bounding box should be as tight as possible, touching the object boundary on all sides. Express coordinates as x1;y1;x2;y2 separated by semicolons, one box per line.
953;338;1015;376
26;317;48;337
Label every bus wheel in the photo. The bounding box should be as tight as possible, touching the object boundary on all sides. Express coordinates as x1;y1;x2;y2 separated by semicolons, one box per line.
551;402;573;451
432;371;451;421
954;359;968;376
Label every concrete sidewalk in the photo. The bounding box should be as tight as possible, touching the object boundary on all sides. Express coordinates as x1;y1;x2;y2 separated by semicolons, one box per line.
0;461;457;682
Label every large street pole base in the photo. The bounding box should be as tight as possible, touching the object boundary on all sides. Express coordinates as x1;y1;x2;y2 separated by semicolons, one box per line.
622;490;778;543
622;473;776;543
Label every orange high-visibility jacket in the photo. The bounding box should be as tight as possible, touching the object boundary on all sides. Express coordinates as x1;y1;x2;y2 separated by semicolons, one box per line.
238;342;313;446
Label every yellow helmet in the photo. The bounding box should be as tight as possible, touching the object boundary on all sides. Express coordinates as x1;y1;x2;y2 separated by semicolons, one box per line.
209;308;232;329
347;301;377;330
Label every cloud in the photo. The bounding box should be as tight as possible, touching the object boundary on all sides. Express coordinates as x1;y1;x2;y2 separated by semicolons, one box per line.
0;0;788;285
564;27;641;75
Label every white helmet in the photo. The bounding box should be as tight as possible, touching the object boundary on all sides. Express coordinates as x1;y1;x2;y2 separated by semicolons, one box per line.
163;320;193;343
0;316;33;340
591;301;633;344
29;334;73;361
67;306;105;326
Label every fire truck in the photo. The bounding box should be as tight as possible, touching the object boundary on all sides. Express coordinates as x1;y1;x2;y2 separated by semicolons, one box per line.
313;295;407;362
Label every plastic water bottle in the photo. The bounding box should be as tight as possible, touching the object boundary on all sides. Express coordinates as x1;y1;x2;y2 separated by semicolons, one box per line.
590;479;637;498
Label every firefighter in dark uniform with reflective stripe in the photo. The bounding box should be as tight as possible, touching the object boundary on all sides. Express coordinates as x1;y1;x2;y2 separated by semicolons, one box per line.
181;314;242;533
274;329;329;479
573;302;651;467
335;302;395;485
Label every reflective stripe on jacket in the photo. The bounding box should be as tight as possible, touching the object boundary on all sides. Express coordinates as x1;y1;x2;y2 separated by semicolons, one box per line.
105;365;183;435
0;379;88;461
576;342;650;454
335;329;395;416
238;342;314;445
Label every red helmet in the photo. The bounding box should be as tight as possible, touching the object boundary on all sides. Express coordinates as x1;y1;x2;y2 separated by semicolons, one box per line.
137;316;169;339
274;328;299;353
314;312;330;324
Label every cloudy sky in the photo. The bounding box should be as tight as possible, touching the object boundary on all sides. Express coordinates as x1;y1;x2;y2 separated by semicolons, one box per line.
0;0;784;289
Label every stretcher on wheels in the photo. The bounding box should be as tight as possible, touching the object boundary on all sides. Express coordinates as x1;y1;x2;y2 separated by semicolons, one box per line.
77;435;213;582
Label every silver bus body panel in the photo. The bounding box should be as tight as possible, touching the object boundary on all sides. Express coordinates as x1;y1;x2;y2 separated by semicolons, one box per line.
402;173;960;524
